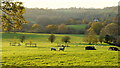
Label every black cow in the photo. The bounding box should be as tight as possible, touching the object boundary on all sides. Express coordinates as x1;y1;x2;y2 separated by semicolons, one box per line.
85;46;96;50
59;45;66;51
51;47;56;51
108;47;119;51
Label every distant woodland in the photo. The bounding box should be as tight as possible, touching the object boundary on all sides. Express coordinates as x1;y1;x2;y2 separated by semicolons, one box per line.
20;6;119;34
24;6;118;25
1;2;120;46
1;5;119;34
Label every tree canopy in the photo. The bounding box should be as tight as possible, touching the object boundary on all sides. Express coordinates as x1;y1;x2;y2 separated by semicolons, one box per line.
48;34;56;43
1;1;28;32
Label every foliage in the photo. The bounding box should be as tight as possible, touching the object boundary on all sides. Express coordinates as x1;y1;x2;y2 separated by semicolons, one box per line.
116;36;120;44
46;25;57;33
24;6;117;26
1;1;28;32
57;24;68;33
62;36;71;46
31;24;40;32
102;23;119;36
99;36;105;44
104;35;111;43
67;24;88;34
65;19;77;25
100;23;119;43
84;28;98;44
89;22;107;34
48;34;56;43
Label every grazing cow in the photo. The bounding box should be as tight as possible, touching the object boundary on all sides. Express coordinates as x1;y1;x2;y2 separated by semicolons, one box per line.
59;45;66;51
51;47;56;51
108;47;119;51
85;46;96;50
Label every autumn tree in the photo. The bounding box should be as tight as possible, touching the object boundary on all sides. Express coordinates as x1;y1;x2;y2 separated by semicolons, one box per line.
89;22;107;34
99;28;107;43
48;34;56;43
84;28;98;44
46;24;57;33
99;36;104;44
1;1;28;32
31;24;40;32
62;36;71;47
100;23;119;43
57;24;68;33
103;23;119;36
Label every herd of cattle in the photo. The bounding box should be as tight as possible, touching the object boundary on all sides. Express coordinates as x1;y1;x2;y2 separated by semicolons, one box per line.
9;42;120;51
85;46;119;51
51;45;120;51
51;45;66;51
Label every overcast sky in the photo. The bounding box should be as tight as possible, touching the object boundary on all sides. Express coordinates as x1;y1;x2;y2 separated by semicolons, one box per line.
19;0;120;9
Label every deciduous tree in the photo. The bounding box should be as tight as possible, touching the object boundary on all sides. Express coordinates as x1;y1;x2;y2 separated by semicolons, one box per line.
48;34;56;43
103;23;119;36
100;23;119;43
62;36;71;47
46;24;57;33
84;28;98;44
31;24;40;32
89;22;107;34
57;24;68;33
1;1;28;32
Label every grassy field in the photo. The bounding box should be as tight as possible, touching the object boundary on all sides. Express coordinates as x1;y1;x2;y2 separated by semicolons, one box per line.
67;24;87;30
1;32;120;67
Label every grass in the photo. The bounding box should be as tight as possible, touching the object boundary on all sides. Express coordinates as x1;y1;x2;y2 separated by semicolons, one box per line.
1;32;120;67
67;24;87;30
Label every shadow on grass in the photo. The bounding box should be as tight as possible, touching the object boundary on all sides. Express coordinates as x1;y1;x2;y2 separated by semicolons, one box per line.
71;43;113;46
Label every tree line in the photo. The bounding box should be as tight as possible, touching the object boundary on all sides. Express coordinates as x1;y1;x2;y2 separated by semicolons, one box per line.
22;24;87;34
84;22;120;46
1;1;120;46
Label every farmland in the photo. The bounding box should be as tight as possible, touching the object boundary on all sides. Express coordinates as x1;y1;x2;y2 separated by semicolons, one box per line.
1;1;119;68
1;33;119;67
67;24;87;30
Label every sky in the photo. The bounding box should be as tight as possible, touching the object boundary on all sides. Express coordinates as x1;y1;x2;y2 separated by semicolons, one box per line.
19;0;120;9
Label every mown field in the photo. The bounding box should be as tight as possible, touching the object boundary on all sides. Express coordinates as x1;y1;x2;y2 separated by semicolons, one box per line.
1;32;120;67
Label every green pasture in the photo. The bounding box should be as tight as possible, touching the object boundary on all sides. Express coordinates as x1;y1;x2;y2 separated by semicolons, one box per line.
1;32;120;67
67;24;87;30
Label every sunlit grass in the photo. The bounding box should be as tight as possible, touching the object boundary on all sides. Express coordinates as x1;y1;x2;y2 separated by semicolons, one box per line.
1;32;119;66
